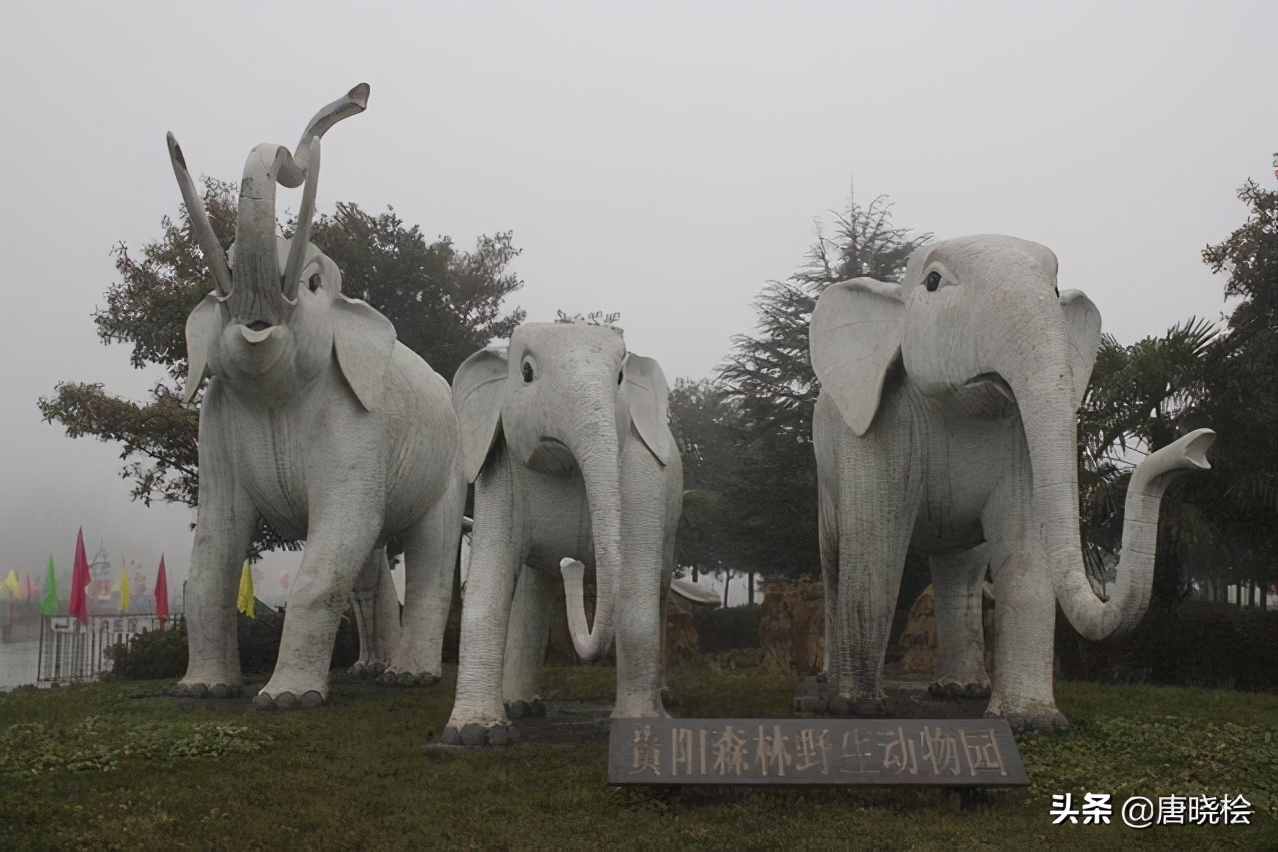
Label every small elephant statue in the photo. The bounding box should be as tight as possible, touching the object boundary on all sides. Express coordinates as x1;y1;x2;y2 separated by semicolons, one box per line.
441;322;682;745
168;84;466;708
809;234;1214;731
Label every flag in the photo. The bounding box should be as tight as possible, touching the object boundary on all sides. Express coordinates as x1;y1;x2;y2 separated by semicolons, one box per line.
41;556;58;615
24;573;34;602
2;569;18;598
118;562;131;612
237;560;255;619
69;528;91;625
154;555;170;623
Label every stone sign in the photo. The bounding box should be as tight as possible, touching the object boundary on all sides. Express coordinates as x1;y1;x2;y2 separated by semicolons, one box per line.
609;718;1027;786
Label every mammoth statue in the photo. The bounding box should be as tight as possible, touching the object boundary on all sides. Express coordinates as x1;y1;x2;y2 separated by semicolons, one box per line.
809;234;1214;730
168;84;466;709
442;322;682;745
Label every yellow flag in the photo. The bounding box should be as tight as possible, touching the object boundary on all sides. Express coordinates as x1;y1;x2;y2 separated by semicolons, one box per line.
237;561;255;619
2;569;19;598
118;563;131;612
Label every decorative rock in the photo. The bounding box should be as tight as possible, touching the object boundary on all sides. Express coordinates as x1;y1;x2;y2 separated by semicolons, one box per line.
190;683;209;699
486;726;510;746
209;684;230;699
460;724;487;746
251;693;275;711
299;690;324;709
438;726;462;746
275;692;298;711
508;700;530;719
898;585;938;676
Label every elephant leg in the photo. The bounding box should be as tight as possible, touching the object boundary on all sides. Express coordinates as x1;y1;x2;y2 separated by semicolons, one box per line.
818;490;840;679
830;400;923;709
930;545;991;697
255;512;380;710
444;451;522;745
981;475;1067;730
501;563;556;717
385;472;465;685
349;549;399;677
175;418;257;697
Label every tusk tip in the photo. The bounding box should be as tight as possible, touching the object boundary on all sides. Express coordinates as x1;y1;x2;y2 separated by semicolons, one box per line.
1181;428;1216;470
348;83;370;109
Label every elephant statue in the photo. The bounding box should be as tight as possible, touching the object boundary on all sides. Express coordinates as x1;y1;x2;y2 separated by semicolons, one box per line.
168;83;466;708
441;322;682;745
808;234;1214;731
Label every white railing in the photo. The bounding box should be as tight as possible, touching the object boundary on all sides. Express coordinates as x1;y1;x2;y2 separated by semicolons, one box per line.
36;614;181;684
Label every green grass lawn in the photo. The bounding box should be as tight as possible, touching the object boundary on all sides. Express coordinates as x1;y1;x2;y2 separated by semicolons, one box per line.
2;664;1274;850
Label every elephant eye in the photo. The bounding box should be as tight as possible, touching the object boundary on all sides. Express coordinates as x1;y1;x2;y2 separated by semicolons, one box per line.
617;369;624;386
522;361;534;383
925;271;942;292
308;274;321;293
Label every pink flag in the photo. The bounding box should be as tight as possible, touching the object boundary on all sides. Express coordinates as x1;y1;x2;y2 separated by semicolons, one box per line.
154;555;170;623
280;572;290;590
69;528;91;625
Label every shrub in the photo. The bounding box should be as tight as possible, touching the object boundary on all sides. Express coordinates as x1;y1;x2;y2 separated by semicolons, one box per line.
1056;600;1278;691
105;625;188;680
693;604;762;653
106;604;365;681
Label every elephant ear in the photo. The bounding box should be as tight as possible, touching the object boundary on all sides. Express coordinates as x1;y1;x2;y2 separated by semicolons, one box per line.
1060;289;1102;408
453;348;508;483
333;295;398;412
809;278;905;437
183;293;227;403
624;354;674;466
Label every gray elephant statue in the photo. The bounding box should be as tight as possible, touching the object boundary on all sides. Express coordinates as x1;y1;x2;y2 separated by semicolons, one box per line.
808;234;1214;731
168;84;466;708
441;322;682;745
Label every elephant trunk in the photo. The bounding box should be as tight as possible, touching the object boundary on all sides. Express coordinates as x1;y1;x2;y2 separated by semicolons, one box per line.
231;83;369;317
232;144;292;323
560;398;625;662
1007;333;1214;642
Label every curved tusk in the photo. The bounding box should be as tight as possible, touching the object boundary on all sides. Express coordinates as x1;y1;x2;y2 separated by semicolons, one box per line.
277;83;370;188
282;137;321;303
166;132;232;298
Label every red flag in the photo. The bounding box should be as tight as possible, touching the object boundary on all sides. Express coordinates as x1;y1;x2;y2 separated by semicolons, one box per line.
155;555;170;623
69;528;91;625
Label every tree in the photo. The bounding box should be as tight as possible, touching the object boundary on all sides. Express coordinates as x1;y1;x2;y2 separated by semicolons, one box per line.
716;188;931;584
1078;180;1277;610
39;178;525;553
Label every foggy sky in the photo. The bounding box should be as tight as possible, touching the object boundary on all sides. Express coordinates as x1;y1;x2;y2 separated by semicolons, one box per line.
1;2;1274;596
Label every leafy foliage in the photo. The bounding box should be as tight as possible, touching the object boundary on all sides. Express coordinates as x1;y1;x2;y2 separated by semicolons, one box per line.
1077;181;1277;607
38;178;524;554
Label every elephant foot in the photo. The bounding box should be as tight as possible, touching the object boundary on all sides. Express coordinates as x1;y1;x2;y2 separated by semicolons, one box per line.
505;699;546;720
438;722;520;747
928;680;992;700
349;660;389;679
252;690;326;711
991;708;1069;734
375;669;441;688
169;681;243;699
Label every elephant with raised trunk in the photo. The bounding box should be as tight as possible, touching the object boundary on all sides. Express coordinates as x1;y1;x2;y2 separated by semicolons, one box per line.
442;322;682;745
809;234;1214;731
169;84;466;708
